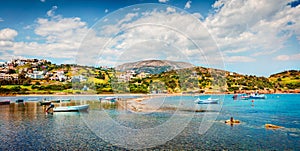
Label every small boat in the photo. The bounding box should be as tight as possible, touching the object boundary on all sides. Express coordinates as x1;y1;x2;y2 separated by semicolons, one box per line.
61;99;71;102
249;94;266;99
53;104;89;112
265;124;282;129
225;119;240;124
27;98;39;101
232;94;238;100
39;101;52;106
240;94;250;100
100;97;117;103
0;100;10;105
194;98;219;104
51;99;61;103
15;99;24;103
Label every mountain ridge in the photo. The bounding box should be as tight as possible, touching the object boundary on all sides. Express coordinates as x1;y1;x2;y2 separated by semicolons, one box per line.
116;60;194;74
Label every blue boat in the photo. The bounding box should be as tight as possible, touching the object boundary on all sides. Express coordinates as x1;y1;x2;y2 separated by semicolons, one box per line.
249;94;266;99
15;99;24;103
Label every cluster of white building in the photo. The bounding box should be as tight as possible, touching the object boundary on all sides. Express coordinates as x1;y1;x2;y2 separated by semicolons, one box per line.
0;58;89;83
117;70;150;82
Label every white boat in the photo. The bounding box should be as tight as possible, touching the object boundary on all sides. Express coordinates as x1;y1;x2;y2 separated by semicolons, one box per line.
249;94;266;99
100;97;117;103
53;104;89;112
194;98;219;104
61;99;71;102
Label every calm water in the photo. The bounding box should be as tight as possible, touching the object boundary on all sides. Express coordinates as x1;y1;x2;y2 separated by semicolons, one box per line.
0;94;299;150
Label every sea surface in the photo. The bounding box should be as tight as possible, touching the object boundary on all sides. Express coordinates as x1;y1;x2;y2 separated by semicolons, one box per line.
0;94;299;150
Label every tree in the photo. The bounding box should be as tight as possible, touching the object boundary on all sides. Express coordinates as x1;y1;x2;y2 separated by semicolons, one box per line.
166;79;177;90
8;69;16;74
227;82;231;88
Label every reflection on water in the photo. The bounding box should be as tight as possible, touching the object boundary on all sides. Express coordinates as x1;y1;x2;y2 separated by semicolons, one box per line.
0;94;299;150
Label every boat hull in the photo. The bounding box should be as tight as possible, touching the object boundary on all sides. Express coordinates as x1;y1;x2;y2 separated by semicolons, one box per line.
0;100;10;105
194;98;219;104
40;101;52;106
249;95;266;99
61;99;71;102
197;101;218;104
51;100;61;103
15;99;24;103
53;104;89;112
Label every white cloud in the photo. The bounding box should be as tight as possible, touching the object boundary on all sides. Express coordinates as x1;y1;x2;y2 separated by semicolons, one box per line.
118;13;138;25
92;7;223;68
0;40;14;47
192;13;203;20
34;14;87;44
166;7;176;13
0;28;18;41
158;0;168;3
184;0;192;9
47;6;58;17
225;56;255;63
3;1;298;69
275;53;300;61
0;7;93;62
133;8;140;11
105;9;109;13
0;18;4;22
0;28;18;47
204;0;300;57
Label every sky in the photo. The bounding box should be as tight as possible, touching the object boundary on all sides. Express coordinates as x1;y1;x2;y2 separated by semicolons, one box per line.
0;0;299;77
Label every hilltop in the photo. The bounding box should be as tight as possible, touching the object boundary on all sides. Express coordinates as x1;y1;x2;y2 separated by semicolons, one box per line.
269;70;300;90
116;60;193;74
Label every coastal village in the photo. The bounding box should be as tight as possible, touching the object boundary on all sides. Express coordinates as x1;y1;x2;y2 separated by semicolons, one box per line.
0;58;299;95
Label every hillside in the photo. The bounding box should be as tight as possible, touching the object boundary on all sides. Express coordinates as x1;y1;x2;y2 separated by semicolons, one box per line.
0;58;299;95
116;60;193;74
269;70;300;90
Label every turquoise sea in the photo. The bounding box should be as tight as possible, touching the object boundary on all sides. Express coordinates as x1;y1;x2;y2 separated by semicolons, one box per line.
0;94;299;150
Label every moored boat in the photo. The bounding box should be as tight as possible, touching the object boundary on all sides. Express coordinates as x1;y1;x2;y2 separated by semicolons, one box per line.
40;101;52;106
61;99;71;102
194;98;219;104
249;94;266;99
240;94;250;100
51;99;61;103
100;97;117;103
15;99;24;103
53;104;89;112
265;124;282;129
0;100;10;105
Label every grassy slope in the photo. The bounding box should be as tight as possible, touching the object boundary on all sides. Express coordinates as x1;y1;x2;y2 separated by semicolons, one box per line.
1;64;299;94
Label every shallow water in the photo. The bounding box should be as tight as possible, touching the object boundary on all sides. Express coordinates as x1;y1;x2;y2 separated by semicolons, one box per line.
0;94;299;150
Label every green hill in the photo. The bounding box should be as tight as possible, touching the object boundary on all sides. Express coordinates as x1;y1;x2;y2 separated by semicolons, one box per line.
0;58;299;95
269;70;300;90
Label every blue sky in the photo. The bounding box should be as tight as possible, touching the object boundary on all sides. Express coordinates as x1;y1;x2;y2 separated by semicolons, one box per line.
0;0;299;77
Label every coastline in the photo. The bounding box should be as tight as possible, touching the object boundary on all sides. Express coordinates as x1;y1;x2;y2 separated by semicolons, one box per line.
0;90;298;97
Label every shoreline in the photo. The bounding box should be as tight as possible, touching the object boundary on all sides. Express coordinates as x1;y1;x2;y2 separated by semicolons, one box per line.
0;92;296;97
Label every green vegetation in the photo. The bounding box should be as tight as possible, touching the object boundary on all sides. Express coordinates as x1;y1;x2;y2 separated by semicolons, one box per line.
269;70;300;90
0;59;299;95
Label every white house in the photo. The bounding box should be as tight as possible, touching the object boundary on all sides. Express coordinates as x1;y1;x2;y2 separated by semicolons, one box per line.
27;71;44;79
